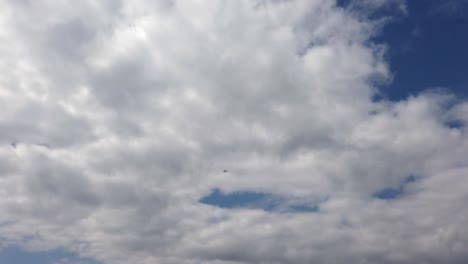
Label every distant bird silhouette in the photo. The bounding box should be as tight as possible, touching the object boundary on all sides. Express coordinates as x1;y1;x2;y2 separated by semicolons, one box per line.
222;170;228;173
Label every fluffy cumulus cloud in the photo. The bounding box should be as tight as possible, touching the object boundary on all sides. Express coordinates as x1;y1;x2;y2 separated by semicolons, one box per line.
0;0;467;263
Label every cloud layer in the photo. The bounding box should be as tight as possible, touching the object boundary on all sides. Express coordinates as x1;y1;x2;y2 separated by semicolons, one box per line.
0;0;467;263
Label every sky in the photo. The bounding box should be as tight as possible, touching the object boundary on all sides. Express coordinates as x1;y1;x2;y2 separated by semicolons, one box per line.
372;0;468;100
0;0;467;263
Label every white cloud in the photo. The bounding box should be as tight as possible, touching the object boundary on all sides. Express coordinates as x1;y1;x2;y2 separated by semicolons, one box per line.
0;0;467;263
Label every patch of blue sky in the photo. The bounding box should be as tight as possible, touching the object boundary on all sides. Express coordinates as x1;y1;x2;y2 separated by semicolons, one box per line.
373;175;417;200
0;246;100;264
444;120;464;129
379;1;468;101
405;175;416;183
199;189;320;213
287;204;319;213
373;187;403;200
339;0;468;101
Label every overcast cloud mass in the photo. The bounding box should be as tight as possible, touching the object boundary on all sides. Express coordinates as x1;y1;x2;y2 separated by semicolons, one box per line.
1;0;468;263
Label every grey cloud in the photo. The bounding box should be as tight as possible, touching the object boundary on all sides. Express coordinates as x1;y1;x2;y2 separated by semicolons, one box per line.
0;101;95;148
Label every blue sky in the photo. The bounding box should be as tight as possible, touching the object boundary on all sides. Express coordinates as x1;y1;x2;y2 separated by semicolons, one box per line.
375;0;468;100
200;188;319;212
0;246;100;264
1;0;468;263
